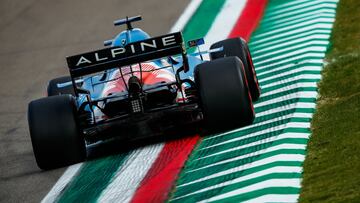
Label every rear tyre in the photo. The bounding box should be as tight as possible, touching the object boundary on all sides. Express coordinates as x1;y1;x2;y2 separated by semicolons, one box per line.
210;38;260;101
28;95;86;170
195;57;255;133
47;76;75;96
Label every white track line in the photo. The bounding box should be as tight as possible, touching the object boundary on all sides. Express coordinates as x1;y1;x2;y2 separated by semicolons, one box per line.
174;167;302;201
266;0;315;11
255;54;324;72
265;0;338;17
199;122;310;150
171;1;339;202
261;13;335;35
96;0;204;201
41;163;82;203
243;194;299;203
258;66;322;83
254;18;334;39
205;103;315;142
244;112;313;131
173;166;302;200
261;82;318;97
253;36;330;55
98;144;164;203
202;0;247;50
199;179;301;203
250;29;331;49
257;61;322;77
203;107;314;144
262;3;337;23
256;104;315;117
195;140;308;164
251;24;333;44
253;41;328;60
254;46;326;63
170;0;203;32
255;91;318;108
42;0;201;202
260;74;321;89
261;10;335;28
181;154;305;184
255;50;326;67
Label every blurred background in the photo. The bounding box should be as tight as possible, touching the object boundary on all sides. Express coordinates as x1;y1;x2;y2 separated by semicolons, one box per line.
0;0;189;202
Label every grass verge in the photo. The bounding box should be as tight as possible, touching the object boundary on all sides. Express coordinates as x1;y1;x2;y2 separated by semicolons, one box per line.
299;0;360;202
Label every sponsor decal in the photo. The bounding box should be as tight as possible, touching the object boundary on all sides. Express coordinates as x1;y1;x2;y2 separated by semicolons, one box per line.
67;32;183;70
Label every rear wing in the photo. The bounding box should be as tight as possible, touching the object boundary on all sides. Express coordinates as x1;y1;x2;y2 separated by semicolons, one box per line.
66;32;185;78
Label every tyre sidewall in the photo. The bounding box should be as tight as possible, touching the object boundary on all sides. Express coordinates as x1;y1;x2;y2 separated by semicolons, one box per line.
28;95;85;169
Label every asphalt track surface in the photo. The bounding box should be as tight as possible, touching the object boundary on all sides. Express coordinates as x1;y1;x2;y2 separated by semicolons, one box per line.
0;0;190;202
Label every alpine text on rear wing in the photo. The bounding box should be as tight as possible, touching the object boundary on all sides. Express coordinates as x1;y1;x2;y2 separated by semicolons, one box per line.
67;32;184;77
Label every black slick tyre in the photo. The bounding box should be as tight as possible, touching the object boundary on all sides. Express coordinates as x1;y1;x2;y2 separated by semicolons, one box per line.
210;38;261;101
28;95;86;170
195;57;255;133
47;76;75;96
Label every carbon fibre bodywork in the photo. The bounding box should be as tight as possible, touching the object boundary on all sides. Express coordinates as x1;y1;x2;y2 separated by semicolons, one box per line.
63;17;208;143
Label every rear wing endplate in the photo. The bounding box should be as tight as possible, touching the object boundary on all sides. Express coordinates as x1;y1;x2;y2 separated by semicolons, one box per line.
66;32;185;78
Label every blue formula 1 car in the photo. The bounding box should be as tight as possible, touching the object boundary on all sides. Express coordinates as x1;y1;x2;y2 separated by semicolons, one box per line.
28;16;261;170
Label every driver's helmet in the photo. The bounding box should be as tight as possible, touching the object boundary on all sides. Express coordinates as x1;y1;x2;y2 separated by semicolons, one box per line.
112;28;150;47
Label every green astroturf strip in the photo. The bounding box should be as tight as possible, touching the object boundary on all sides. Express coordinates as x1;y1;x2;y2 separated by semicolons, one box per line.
57;153;129;203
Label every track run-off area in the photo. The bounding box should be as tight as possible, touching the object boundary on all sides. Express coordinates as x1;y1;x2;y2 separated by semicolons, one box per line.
42;0;339;202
